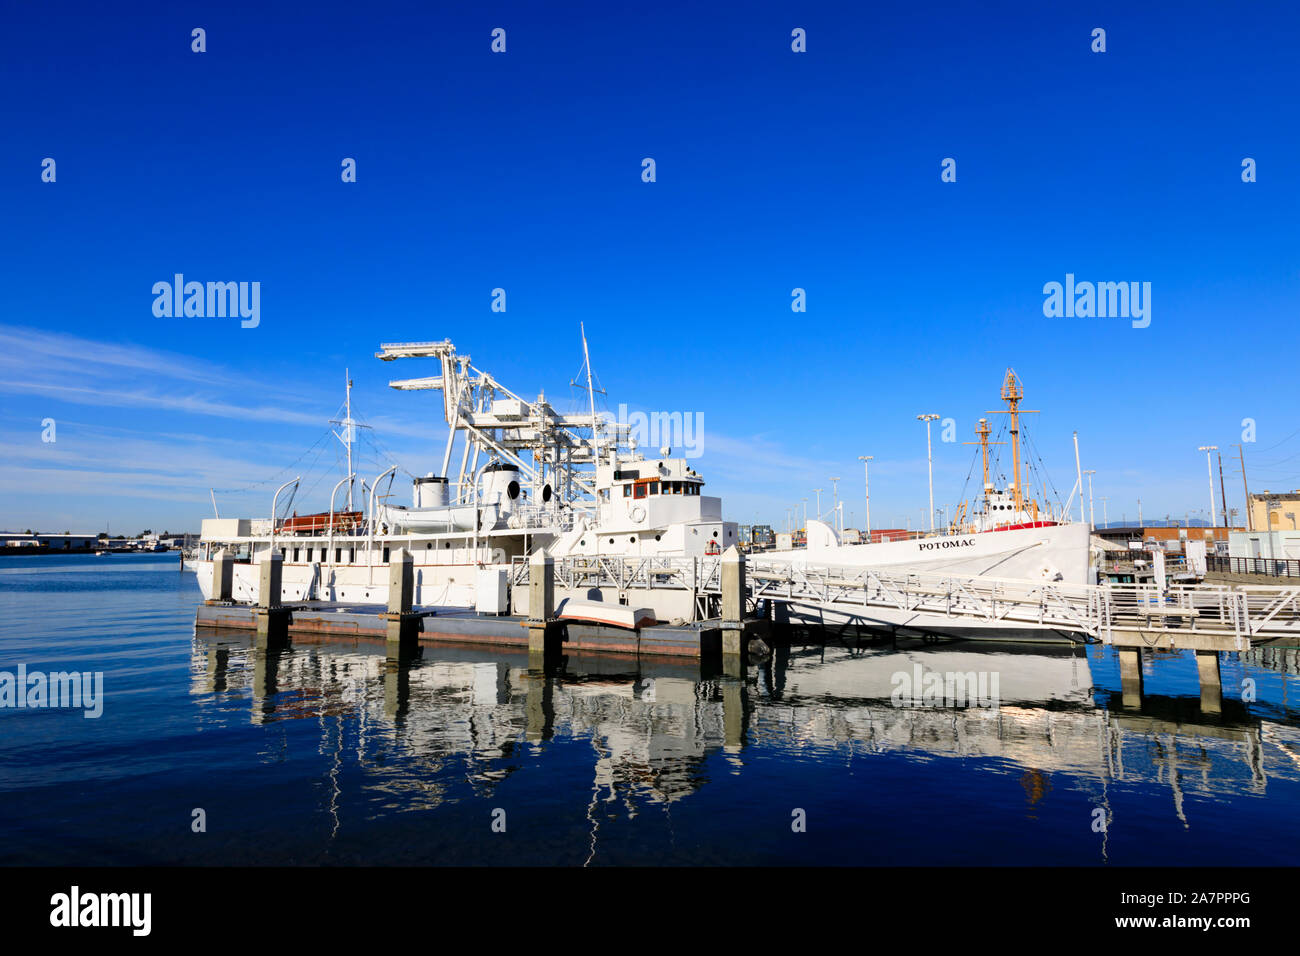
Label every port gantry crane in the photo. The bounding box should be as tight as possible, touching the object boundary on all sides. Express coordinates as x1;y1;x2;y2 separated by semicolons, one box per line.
374;337;628;518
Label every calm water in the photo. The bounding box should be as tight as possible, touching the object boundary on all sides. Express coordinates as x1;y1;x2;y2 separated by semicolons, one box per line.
1;553;1298;866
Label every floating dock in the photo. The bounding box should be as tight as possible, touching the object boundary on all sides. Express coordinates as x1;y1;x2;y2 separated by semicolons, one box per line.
195;601;736;659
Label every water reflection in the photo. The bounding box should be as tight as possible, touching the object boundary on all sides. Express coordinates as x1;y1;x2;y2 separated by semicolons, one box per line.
190;629;1300;838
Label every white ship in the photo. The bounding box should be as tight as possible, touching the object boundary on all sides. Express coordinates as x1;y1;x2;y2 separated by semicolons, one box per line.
192;349;1090;634
757;369;1093;636
193;332;740;609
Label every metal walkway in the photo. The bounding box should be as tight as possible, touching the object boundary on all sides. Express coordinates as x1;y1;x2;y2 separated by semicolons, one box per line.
513;554;1300;645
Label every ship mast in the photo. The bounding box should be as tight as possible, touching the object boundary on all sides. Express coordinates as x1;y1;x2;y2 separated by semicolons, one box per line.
581;323;598;450
330;369;369;512
987;368;1038;517
963;418;1005;520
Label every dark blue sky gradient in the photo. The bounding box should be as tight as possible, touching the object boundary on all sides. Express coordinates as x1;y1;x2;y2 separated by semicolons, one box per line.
2;1;1298;530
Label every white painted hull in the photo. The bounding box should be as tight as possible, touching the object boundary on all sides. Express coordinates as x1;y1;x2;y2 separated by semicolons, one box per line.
761;521;1092;585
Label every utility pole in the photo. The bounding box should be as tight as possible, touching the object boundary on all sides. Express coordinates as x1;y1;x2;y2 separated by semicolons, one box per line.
1198;445;1218;526
1099;496;1109;528
858;455;873;542
917;413;940;532
830;477;841;533
1235;443;1252;531
1083;469;1096;530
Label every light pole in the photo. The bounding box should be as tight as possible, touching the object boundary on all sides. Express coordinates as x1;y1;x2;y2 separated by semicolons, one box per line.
830;477;841;533
858;455;873;542
801;497;807;528
1083;469;1096;530
917;413;940;532
813;488;823;521
1198;446;1218;526
1100;496;1109;528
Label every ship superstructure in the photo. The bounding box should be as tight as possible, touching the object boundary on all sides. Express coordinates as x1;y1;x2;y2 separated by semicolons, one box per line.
192;334;739;608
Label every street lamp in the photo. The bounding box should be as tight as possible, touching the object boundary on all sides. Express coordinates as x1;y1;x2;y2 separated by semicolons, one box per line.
1099;495;1109;529
858;455;873;542
830;477;841;533
1198;446;1219;526
813;488;823;521
917;413;940;533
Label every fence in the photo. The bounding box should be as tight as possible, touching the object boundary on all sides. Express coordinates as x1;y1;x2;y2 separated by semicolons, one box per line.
1208;555;1300;579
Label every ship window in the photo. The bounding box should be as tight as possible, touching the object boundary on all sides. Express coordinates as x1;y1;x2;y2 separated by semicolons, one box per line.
292;548;299;562
648;481;659;495
280;548;287;560
382;547;390;563
623;485;632;498
335;548;342;562
634;484;647;499
673;481;682;494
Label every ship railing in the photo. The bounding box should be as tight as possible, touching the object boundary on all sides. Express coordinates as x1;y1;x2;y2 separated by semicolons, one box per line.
509;554;722;593
506;505;575;532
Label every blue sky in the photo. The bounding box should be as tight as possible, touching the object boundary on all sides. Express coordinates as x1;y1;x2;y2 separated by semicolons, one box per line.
2;0;1298;534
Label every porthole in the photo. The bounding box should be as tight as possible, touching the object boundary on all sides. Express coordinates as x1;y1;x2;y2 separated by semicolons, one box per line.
609;538;615;545
655;534;661;541
712;531;718;538
444;542;450;548
580;540;586;546
629;536;635;543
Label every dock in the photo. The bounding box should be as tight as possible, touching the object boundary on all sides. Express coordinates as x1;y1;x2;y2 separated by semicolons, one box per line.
196;545;1300;708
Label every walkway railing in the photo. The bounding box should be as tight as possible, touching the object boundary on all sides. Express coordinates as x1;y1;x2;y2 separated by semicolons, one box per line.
1209;555;1300;579
510;553;1300;644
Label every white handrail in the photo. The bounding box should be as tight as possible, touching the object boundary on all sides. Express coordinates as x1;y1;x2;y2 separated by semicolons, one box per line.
269;477;301;554
327;472;356;570
368;466;398;585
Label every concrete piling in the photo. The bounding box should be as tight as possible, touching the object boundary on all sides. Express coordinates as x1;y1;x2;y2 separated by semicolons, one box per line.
384;548;419;659
1118;647;1143;709
526;549;559;668
254;550;288;643
1196;650;1223;715
721;546;746;677
209;548;234;604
